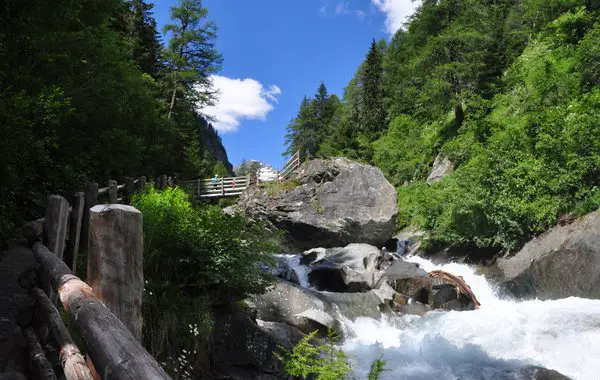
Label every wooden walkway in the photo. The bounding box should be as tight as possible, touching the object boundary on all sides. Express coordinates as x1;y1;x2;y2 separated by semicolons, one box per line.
180;150;302;200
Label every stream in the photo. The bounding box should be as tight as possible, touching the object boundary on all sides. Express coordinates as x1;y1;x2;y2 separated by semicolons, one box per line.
283;254;600;380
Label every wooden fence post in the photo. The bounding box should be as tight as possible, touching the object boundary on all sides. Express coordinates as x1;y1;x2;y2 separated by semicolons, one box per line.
107;180;118;203
87;205;143;341
44;195;70;260
65;192;85;272
221;177;225;196
81;182;99;251
137;176;146;192
124;177;135;204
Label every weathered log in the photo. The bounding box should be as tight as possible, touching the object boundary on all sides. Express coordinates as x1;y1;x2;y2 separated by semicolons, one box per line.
107;180;118;203
428;270;481;308
44;195;70;304
44;195;70;260
81;183;99;251
24;326;57;380
31;287;94;380
31;242;171;379
65;192;85;272
23;217;45;245
124;177;135;204
87;204;143;341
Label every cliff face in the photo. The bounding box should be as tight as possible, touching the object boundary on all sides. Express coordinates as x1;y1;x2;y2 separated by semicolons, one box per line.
199;117;234;175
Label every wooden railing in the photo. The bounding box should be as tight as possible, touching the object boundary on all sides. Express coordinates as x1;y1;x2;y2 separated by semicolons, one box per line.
279;150;301;181
179;175;252;199
20;175;172;380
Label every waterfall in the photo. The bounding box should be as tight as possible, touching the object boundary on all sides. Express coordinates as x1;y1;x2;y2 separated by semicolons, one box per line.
337;256;600;380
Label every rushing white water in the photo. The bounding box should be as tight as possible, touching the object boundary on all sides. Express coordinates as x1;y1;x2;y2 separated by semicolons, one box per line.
337;256;600;380
274;254;311;288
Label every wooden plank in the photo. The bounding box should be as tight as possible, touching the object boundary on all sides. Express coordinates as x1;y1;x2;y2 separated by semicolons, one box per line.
136;176;146;192
87;205;143;341
31;287;94;380
44;195;70;260
31;242;171;379
65;192;85;272
44;195;70;303
107;180;118;203
81;182;99;252
24;326;57;380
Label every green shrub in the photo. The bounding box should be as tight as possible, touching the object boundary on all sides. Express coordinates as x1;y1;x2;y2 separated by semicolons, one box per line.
132;186;277;372
276;330;351;380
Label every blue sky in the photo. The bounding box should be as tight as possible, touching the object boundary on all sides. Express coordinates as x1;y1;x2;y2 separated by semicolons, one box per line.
150;0;420;169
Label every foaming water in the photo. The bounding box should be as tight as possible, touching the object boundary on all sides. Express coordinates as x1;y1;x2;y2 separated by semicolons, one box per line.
339;256;600;380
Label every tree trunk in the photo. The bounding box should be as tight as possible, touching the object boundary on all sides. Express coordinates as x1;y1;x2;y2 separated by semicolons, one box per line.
167;85;177;120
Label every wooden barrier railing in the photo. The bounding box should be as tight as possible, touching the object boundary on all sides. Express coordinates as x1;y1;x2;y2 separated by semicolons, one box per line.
179;175;251;199
20;175;173;380
279;150;301;181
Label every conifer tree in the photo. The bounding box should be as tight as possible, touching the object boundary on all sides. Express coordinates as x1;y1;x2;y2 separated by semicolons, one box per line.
163;0;222;119
362;39;387;136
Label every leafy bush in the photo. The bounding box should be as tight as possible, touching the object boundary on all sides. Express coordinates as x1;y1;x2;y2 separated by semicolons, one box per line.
132;186;277;372
276;330;351;380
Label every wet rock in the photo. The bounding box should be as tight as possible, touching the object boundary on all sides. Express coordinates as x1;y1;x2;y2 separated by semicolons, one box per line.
501;366;571;380
498;208;600;300
237;158;397;249
319;291;382;320
270;256;300;285
247;280;335;335
389;301;430;316
306;244;381;292
256;320;306;348
210;308;284;379
388;277;432;304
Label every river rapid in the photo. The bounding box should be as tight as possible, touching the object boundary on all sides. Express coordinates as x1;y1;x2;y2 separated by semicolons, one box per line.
285;254;600;380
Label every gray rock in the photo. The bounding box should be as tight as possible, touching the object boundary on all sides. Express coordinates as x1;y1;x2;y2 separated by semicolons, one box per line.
306;244;382;292
247;280;335;335
237;158;398;249
319;291;382;320
427;153;454;184
256;320;306;348
498;209;600;299
210;308;284;379
501;366;571;380
270;256;300;285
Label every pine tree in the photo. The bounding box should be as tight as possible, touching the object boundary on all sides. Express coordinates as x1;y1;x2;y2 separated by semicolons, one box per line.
163;0;222;119
362;39;387;136
129;0;162;77
284;97;318;159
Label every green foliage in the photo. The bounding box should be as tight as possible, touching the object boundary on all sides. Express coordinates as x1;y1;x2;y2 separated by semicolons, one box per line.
261;179;302;196
132;186;277;367
0;0;231;243
276;330;351;380
367;356;389;380
288;2;600;253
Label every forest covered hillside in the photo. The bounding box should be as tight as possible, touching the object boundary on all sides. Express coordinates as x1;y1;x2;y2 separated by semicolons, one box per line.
0;0;233;242
285;0;600;254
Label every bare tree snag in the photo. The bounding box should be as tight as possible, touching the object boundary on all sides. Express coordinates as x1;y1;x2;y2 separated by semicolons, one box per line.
31;242;170;379
429;270;481;308
87;205;143;341
24;326;57;380
65;192;85;272
31;287;94;380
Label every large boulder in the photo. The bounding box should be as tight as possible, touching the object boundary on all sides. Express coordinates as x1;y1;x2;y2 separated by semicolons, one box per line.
247;280;337;335
237;158;397;249
303;244;381;292
498;209;600;299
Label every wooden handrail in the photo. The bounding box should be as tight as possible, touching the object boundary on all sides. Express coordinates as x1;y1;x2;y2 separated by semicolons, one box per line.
32;242;171;379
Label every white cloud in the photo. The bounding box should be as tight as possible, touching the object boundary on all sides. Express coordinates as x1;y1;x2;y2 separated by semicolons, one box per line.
319;4;328;16
356;9;366;21
335;2;349;15
372;0;421;35
203;75;281;133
